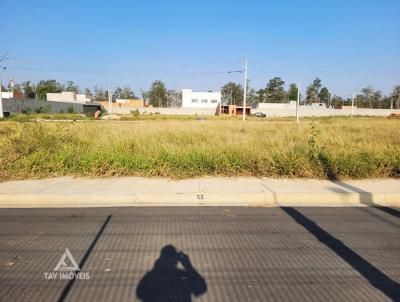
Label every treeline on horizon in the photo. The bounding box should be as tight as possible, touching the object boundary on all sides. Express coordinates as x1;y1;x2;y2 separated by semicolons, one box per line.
2;77;400;109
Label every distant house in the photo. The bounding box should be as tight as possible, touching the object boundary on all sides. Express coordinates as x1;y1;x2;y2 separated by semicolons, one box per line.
181;89;221;108
219;104;251;116
46;91;91;103
0;91;24;100
0;91;14;99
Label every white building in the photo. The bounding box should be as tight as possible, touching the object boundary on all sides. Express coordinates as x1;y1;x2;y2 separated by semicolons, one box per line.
181;89;221;108
0;91;14;99
46;91;91;103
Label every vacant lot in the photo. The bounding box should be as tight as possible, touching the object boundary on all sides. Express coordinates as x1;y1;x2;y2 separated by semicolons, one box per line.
0;117;399;181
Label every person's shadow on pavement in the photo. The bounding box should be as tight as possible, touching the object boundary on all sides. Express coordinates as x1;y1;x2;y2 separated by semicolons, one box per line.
136;245;207;302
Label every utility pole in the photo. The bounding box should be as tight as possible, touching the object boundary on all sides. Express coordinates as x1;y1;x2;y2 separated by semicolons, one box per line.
0;68;3;118
243;58;247;121
227;58;247;119
328;93;331;108
296;78;301;123
108;88;112;118
390;94;393;110
0;51;9;119
352;85;361;116
0;68;3;119
397;90;400;109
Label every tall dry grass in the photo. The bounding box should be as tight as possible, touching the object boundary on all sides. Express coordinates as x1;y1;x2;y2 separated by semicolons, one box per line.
0;117;399;180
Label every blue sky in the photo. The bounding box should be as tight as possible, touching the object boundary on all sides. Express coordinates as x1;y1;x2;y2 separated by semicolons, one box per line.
1;0;399;97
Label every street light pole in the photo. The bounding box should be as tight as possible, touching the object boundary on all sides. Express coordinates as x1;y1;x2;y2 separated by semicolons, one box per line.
0;69;3;118
0;51;9;119
227;59;247;120
243;58;247;121
0;69;3;101
296;78;301;123
0;67;7;118
108;88;112;118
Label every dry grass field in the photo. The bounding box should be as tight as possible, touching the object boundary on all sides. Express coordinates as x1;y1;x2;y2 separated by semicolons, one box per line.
0;116;399;181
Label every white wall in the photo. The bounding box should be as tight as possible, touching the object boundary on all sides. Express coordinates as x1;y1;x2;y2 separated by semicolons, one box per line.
257;101;296;109
113;107;217;115
182;89;220;108
256;107;400;117
46;92;89;103
1;99;85;115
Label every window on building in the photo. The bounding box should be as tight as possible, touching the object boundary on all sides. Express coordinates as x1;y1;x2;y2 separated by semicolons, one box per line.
211;99;218;103
192;99;198;103
201;99;208;103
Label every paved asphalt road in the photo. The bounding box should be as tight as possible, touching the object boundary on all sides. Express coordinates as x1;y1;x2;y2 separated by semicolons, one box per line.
0;207;399;302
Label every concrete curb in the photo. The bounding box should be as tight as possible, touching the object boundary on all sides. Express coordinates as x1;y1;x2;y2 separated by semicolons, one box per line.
0;191;399;208
271;192;400;207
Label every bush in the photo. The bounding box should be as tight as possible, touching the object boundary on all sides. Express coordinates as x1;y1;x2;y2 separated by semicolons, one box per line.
67;107;75;114
34;105;51;114
21;108;33;115
131;109;140;116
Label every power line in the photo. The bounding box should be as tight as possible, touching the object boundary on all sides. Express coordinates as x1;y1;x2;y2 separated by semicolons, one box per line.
6;65;399;80
6;65;232;75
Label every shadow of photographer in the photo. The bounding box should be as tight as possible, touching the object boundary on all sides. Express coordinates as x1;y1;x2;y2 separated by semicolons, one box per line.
136;245;207;302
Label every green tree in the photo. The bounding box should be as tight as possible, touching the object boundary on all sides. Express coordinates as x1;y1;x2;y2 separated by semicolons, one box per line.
331;95;344;107
94;86;106;101
64;81;79;93
84;88;93;97
319;87;330;104
121;86;136;99
148;80;167;107
287;83;299;101
371;90;383;108
36;80;62;100
140;89;149;100
360;86;374;108
113;87;123;99
306;78;322;104
255;89;266;103
380;96;392;109
356;86;383;109
12;83;22;94
246;87;258;106
21;81;36;99
391;85;400;109
221;82;243;105
265;77;286;103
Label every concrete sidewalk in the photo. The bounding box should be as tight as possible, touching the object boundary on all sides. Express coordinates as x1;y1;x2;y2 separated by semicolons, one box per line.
0;177;399;208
